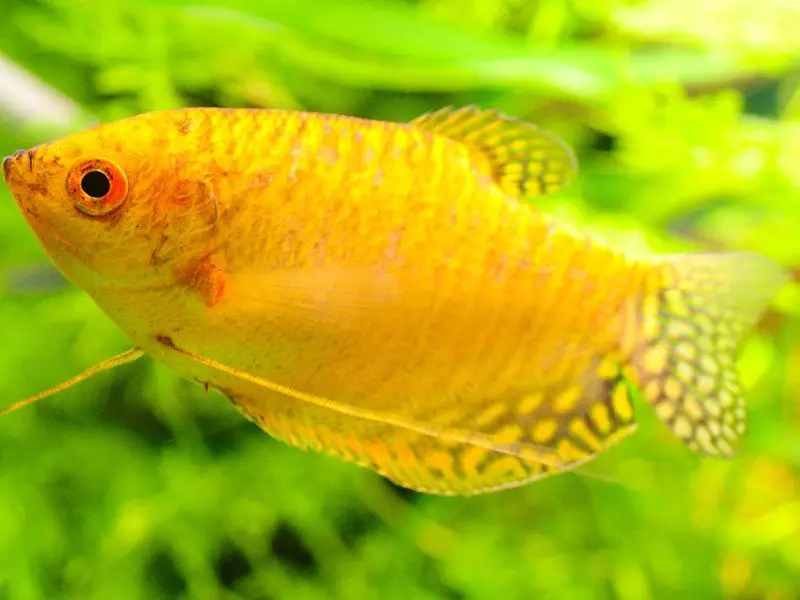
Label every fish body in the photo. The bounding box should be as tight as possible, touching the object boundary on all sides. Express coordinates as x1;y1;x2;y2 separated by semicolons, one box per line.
2;106;786;495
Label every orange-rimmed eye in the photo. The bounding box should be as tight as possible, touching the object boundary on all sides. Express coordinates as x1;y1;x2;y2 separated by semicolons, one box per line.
66;158;128;216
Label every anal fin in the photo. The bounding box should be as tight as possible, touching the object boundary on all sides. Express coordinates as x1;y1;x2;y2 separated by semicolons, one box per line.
213;355;638;496
158;338;637;495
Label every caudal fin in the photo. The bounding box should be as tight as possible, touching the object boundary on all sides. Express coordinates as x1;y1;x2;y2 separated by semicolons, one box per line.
630;252;787;457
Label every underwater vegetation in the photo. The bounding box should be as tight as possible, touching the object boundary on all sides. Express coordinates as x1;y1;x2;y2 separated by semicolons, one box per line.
0;1;798;598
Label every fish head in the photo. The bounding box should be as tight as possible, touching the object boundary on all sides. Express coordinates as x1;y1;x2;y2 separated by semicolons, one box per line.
2;111;221;291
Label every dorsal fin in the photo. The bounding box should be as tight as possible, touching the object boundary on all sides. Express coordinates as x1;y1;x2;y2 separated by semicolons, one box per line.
410;105;578;198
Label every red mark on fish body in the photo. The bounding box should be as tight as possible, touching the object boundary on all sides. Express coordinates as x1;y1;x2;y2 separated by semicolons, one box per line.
175;255;227;307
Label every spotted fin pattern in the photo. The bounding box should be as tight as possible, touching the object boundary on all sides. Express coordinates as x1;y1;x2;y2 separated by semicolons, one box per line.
225;360;636;496
632;252;786;457
410;105;578;198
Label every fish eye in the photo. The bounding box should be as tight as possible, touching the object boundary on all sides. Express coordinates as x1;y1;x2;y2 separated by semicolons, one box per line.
66;158;128;216
80;170;111;198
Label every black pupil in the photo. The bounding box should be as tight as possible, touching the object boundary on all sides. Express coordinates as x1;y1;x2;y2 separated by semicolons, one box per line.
80;170;111;198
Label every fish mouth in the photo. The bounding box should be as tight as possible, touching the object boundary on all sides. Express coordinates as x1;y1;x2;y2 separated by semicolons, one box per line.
2;150;35;212
3;150;59;245
1;155;13;181
2;149;32;185
3;150;35;218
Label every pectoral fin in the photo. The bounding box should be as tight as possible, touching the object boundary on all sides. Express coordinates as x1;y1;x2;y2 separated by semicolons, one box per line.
176;260;403;327
222;265;401;326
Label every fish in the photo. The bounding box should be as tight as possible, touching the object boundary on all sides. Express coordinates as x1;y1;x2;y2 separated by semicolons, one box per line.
1;105;787;496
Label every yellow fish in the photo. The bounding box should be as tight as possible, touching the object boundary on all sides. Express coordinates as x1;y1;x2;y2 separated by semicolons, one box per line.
1;106;786;495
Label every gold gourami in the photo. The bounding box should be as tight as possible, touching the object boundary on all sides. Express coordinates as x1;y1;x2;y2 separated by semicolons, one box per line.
1;105;786;495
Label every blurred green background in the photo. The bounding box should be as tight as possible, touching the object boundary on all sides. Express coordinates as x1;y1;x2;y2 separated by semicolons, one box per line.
0;0;799;598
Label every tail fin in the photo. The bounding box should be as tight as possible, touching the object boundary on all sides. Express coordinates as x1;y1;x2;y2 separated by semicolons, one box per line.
630;252;787;457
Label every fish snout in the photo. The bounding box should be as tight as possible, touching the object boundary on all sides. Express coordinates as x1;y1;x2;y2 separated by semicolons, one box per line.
2;155;14;181
2;149;30;183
